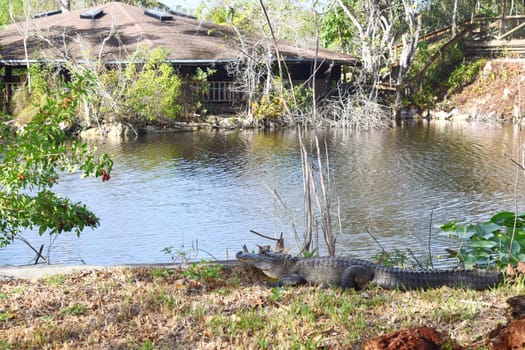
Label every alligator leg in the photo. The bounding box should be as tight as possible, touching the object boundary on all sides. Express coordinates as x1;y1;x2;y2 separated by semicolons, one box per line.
273;274;306;287
341;265;374;290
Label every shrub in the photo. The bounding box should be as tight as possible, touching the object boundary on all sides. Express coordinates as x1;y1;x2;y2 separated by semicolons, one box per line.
251;94;284;120
121;47;182;122
0;71;113;247
441;211;525;269
447;58;486;94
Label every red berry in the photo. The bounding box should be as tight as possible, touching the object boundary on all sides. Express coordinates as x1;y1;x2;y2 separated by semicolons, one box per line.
101;169;111;182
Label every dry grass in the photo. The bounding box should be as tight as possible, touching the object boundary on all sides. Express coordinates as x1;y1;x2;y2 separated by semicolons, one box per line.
0;264;522;349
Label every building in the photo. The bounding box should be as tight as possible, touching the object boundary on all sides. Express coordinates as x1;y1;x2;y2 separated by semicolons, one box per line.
0;1;359;115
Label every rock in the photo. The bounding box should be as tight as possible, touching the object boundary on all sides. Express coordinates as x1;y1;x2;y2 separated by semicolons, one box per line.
507;295;525;320
482;61;493;79
218;117;240;129
364;326;462;350
79;122;134;141
432;110;451;120
503;88;511;100
450;110;471;121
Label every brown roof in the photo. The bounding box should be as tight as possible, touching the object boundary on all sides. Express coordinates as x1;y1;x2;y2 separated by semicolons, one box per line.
0;2;358;66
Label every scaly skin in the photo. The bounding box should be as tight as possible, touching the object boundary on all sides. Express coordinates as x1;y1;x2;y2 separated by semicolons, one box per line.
236;249;503;290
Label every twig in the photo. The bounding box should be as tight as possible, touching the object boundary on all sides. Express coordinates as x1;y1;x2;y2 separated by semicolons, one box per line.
366;228;387;254
510;158;525;171
34;245;44;265
16;235;48;264
197;248;218;261
249;229;282;242
428;207;435;269
405;248;425;270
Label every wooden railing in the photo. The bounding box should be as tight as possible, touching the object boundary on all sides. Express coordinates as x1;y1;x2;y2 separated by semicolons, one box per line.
470;15;525;41
187;81;244;103
465;16;525;56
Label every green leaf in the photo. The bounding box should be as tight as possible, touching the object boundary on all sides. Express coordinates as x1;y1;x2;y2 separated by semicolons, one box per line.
470;240;498;249
472;222;500;238
511;240;522;255
440;221;457;230
516;253;525;262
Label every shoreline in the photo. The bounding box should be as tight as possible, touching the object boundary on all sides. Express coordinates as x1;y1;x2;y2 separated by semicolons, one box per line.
0;259;241;281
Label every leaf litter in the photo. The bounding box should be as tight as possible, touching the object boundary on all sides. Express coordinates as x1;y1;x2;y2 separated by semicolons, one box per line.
0;264;522;349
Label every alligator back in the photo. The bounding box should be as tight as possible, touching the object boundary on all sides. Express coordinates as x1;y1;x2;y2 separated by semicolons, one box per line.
357;260;503;290
294;257;503;290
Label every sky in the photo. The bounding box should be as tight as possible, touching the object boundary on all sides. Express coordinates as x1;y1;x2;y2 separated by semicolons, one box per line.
158;0;202;14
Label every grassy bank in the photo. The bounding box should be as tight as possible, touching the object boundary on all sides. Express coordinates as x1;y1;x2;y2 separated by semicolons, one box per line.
0;264;521;349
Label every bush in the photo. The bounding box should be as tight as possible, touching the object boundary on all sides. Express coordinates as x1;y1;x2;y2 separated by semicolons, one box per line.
447;58;486;94
251;94;284;120
0;71;113;247
441;211;525;269
405;41;466;107
121;47;182;122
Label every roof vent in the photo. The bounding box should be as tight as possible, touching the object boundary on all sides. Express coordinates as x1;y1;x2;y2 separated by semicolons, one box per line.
34;9;62;19
80;8;104;19
170;10;197;20
144;9;173;21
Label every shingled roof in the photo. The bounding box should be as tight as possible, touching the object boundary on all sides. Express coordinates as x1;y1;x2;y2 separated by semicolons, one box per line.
0;1;358;66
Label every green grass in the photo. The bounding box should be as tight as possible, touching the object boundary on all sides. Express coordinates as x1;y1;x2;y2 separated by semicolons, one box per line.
0;265;521;349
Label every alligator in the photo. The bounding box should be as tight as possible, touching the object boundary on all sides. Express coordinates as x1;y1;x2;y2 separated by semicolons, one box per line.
236;247;503;290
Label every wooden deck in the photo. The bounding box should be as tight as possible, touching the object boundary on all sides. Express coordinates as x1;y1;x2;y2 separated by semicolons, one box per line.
465;16;525;57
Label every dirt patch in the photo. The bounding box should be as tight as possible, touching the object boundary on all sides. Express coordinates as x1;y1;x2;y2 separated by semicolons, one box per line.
446;58;525;121
364;326;462;350
489;319;525;349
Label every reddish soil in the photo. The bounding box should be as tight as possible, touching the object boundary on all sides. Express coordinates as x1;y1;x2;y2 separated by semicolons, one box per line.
364;294;525;349
363;326;461;350
489;319;525;349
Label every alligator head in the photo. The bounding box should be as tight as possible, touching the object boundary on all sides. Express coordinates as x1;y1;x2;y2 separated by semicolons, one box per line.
236;245;297;279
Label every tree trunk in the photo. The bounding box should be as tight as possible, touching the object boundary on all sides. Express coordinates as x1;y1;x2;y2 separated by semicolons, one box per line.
500;0;507;36
56;0;70;12
452;0;458;36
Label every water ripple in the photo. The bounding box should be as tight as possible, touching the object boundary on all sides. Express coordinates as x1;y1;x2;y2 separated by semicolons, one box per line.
2;121;525;265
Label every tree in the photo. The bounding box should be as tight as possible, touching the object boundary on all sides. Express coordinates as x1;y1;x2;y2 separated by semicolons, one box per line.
122;47;182;122
0;70;113;248
197;0;318;45
92;46;183;123
321;0;420;110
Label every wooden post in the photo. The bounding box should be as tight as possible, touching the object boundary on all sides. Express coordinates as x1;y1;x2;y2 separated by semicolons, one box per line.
3;66;12;112
500;0;507;36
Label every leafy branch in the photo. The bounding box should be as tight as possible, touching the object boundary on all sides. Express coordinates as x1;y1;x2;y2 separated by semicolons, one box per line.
0;70;113;248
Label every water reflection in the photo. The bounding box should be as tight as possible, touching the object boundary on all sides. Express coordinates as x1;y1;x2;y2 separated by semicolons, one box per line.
2;120;525;266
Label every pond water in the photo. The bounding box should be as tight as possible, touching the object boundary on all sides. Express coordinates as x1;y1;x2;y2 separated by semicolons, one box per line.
1;120;525;266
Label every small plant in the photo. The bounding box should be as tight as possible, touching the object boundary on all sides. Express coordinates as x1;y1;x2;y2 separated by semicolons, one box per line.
0;311;15;322
41;274;67;286
251;94;284;121
373;249;409;268
150;268;174;279
269;287;283;303
373;249;434;269
61;303;87;316
183;261;222;282
162;240;203;265
441;211;525;269
161;245;193;265
138;340;155;350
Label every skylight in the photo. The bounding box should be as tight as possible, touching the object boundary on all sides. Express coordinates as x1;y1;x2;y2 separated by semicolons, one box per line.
34;9;62;19
80;8;104;20
144;9;173;21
